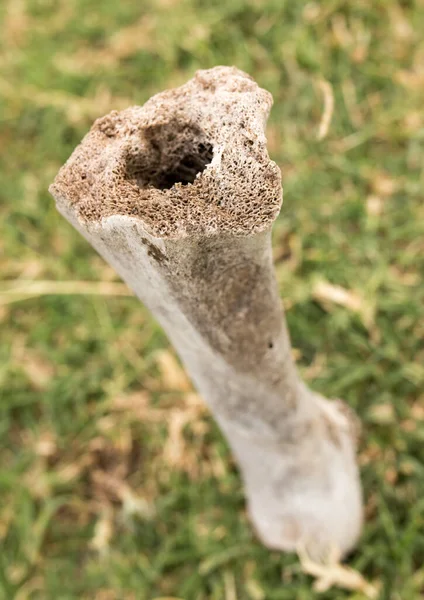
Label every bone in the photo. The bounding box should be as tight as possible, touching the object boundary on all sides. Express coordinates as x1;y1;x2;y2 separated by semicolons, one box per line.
50;66;363;557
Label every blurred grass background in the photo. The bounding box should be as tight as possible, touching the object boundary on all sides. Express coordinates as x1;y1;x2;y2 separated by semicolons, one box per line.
1;0;424;598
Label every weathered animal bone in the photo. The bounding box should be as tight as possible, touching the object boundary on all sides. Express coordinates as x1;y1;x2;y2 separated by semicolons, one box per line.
50;66;363;557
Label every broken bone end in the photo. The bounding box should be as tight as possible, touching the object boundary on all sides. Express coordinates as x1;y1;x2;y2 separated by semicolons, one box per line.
50;66;282;239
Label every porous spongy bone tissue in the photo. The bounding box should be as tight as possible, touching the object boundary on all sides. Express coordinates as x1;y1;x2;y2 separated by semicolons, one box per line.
50;66;282;238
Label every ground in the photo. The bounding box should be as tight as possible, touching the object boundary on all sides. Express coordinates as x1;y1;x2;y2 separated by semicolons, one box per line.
1;0;424;598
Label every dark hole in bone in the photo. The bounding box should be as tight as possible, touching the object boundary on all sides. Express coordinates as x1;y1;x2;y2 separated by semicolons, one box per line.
155;143;214;189
125;122;214;191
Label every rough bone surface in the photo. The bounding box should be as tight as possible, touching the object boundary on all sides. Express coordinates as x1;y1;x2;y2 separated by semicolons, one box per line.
50;66;363;558
52;66;281;236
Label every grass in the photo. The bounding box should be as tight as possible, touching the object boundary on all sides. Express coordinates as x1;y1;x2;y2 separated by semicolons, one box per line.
1;0;424;598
